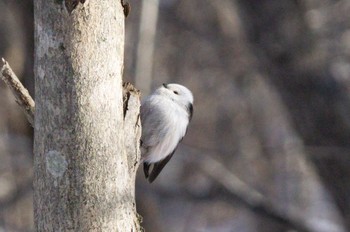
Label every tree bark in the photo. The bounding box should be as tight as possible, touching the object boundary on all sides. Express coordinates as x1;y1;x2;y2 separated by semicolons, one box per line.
33;1;141;231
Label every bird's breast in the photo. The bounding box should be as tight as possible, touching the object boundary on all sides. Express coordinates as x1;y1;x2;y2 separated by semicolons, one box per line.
143;100;188;163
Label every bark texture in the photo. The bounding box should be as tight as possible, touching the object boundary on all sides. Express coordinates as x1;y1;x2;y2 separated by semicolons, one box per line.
33;1;141;231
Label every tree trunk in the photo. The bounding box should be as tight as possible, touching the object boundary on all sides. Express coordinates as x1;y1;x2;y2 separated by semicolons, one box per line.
33;1;141;231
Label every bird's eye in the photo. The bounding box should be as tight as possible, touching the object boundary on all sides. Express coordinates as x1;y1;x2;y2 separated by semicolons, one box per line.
173;91;179;95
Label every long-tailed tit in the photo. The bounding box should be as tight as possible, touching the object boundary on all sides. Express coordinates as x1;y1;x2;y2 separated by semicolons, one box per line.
140;83;193;183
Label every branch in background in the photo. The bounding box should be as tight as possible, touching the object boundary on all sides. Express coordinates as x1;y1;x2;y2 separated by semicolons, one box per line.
0;58;35;126
135;0;159;96
0;180;32;210
195;154;316;232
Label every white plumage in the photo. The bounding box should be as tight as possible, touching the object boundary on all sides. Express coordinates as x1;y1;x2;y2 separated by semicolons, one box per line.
140;83;193;183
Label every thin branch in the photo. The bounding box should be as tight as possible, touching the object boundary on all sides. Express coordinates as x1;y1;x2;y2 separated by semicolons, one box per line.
192;153;316;232
0;58;35;126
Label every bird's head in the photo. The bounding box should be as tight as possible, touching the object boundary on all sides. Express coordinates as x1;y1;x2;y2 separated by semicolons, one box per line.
157;83;194;119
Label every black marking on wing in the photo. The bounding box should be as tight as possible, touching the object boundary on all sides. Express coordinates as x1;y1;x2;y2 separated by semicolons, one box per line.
143;162;150;178
187;103;193;121
147;149;176;183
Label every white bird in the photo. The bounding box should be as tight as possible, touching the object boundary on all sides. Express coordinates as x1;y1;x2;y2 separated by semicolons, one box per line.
140;83;193;183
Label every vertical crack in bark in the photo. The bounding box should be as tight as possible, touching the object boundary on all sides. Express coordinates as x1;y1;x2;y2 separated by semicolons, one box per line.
122;82;141;173
65;0;86;14
123;83;132;119
120;0;131;17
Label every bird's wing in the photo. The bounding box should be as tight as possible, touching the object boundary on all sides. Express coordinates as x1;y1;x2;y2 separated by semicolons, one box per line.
140;97;164;149
147;148;177;183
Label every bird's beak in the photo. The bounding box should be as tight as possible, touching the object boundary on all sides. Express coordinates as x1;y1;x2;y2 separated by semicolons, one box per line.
162;83;168;88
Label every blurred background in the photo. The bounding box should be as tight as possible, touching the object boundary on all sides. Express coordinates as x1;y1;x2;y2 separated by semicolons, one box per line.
1;0;350;231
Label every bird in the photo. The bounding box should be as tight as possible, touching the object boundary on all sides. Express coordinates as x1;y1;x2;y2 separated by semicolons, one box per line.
140;83;193;183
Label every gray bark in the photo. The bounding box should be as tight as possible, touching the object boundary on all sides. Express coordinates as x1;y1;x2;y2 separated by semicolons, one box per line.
33;1;141;231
